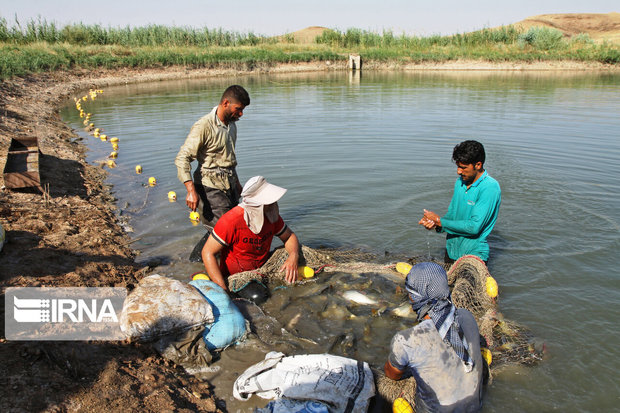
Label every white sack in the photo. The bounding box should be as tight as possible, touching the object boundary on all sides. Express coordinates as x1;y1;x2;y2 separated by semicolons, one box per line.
233;352;375;413
120;274;214;340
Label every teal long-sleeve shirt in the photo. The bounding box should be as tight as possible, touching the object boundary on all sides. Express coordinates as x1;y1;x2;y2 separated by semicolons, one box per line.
440;171;501;261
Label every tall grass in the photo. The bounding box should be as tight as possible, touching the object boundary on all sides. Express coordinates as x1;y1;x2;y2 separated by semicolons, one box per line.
0;43;343;79
0;17;272;47
0;17;618;80
518;27;564;50
316;26;523;48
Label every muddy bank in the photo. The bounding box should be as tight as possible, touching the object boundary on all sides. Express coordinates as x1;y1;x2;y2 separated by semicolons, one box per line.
0;61;617;412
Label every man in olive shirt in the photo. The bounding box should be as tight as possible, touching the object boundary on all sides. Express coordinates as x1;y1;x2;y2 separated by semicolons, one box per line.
175;85;250;227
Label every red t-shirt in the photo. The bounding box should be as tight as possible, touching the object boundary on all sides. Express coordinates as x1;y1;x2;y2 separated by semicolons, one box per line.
212;206;287;275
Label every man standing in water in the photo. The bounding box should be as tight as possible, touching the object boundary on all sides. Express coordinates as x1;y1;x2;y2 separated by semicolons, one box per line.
419;140;501;264
175;85;250;228
384;262;484;412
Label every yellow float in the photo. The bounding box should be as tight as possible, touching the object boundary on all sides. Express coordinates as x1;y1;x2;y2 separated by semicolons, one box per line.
168;191;177;201
395;262;413;276
148;177;156;186
393;397;414;413
298;266;315;279
486;276;498;298
481;347;492;365
192;273;210;281
135;165;142;174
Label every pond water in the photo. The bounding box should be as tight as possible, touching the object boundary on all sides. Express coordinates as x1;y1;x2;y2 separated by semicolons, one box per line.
61;70;620;412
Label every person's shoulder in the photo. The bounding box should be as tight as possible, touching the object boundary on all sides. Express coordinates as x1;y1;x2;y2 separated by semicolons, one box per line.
395;320;435;341
484;173;500;189
456;308;476;322
216;206;244;226
226;205;244;219
193;107;218;127
455;308;480;334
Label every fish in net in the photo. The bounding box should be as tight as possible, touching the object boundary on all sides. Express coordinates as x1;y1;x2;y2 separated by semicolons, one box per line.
226;247;543;411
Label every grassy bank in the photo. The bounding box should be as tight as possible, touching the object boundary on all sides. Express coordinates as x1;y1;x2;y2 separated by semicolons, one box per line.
1;18;618;79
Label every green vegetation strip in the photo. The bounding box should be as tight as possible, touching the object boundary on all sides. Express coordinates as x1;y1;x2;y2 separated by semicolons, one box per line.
0;18;618;79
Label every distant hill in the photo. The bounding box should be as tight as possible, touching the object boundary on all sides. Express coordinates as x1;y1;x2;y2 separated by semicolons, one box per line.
510;12;620;43
282;13;620;45
277;26;331;44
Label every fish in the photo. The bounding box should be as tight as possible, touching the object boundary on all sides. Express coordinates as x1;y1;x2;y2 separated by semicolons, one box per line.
319;303;356;320
341;290;379;306
391;302;415;318
328;332;357;356
286;313;302;330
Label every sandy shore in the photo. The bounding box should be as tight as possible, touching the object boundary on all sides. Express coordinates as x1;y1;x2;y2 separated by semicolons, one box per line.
0;60;617;412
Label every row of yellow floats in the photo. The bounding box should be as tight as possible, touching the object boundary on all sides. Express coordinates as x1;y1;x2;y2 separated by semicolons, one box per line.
73;89;317;280
74;89;198;224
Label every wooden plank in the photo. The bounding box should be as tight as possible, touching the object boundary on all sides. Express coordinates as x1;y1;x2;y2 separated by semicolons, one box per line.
3;137;43;192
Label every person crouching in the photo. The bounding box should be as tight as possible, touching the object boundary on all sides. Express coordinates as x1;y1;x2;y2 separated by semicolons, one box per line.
201;176;300;292
384;262;484;412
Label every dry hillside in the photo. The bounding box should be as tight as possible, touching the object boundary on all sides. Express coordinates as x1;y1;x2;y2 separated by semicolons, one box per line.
511;12;620;43
285;13;620;44
278;26;330;43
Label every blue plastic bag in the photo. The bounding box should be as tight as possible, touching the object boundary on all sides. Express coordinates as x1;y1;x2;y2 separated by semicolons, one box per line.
189;279;247;351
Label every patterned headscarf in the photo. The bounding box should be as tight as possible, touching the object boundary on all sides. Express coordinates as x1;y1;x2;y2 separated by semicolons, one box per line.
405;262;474;372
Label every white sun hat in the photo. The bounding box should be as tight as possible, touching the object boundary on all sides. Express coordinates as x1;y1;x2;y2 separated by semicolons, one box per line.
241;176;287;206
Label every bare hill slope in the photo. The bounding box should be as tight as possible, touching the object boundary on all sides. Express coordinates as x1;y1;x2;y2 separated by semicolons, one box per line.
512;12;620;43
284;13;620;44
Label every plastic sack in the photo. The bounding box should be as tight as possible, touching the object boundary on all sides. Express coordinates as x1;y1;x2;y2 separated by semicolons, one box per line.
120;274;215;341
256;399;330;413
233;352;375;413
189;279;248;351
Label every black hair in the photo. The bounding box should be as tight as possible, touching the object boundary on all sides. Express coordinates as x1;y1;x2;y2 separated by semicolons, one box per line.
221;85;250;106
452;140;485;166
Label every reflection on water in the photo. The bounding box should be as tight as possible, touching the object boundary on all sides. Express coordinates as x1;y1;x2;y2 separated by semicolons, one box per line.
61;70;620;412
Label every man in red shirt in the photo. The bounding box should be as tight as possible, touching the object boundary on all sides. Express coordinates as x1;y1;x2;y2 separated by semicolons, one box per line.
201;176;300;292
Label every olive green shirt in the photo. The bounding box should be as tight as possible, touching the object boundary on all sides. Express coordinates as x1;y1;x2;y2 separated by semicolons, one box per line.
175;106;238;191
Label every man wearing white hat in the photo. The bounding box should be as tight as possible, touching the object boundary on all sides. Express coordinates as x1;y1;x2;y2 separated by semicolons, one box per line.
201;176;300;292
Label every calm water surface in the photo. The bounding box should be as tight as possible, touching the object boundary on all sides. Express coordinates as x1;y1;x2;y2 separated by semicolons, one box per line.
62;71;620;412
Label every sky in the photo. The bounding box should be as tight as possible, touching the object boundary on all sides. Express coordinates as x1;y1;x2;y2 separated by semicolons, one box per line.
0;0;617;36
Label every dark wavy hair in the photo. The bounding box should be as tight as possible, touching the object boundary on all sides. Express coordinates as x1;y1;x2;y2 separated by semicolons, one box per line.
221;85;250;106
452;140;485;165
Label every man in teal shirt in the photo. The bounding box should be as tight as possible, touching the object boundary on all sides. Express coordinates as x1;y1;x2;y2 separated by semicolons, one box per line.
420;140;501;263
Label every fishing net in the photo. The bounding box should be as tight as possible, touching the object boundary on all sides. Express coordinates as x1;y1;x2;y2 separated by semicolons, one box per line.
227;247;543;371
372;367;417;411
227;245;336;292
447;255;544;368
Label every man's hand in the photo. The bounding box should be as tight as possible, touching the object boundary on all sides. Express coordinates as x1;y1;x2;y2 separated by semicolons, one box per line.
279;229;300;284
419;209;441;230
419;216;436;230
280;257;299;284
184;180;199;211
384;360;404;381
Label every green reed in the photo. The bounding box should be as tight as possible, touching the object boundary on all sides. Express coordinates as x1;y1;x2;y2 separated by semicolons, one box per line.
0;17;617;80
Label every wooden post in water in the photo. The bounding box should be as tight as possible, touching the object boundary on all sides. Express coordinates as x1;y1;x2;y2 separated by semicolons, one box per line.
348;54;362;71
